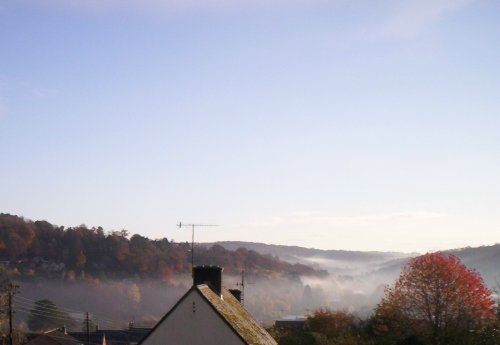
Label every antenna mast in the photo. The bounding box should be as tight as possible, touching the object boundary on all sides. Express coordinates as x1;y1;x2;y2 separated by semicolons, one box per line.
236;270;246;306
177;222;217;275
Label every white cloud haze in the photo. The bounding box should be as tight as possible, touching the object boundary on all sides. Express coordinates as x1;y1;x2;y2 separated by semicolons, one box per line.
256;211;448;227
374;0;475;39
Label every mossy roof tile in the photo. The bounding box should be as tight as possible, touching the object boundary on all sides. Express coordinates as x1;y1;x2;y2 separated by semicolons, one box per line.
196;285;277;345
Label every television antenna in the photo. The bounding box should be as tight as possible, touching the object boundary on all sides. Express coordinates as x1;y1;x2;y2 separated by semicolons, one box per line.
236;269;255;306
236;270;246;306
177;222;218;274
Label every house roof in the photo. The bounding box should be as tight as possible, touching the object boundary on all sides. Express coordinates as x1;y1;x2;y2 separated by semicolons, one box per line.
139;284;277;345
26;330;83;345
196;285;277;345
70;328;149;345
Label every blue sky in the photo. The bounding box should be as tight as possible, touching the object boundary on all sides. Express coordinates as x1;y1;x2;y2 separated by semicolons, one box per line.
1;0;499;252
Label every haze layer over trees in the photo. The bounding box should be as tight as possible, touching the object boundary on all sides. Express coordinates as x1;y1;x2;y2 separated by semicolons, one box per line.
270;253;498;345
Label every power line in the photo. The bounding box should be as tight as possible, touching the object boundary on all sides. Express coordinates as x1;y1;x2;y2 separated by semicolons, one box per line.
14;306;115;326
15;308;148;341
15;307;125;330
13;296;126;326
15;301;83;318
15;306;137;337
15;307;82;322
12;295;152;334
15;296;91;315
13;300;85;316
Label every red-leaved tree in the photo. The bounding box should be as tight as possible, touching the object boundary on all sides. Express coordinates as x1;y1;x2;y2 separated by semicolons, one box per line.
374;252;495;345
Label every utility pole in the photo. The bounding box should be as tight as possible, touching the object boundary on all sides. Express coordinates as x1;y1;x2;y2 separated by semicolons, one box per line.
85;312;90;345
7;283;19;345
8;291;13;345
177;222;217;275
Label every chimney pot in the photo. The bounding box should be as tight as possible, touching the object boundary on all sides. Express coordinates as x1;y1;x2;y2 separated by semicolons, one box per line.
228;289;242;303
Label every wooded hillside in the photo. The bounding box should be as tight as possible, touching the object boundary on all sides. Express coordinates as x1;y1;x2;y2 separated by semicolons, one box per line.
0;213;326;281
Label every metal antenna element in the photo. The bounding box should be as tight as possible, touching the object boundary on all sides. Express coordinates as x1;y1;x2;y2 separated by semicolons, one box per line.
236;269;254;306
236;270;245;306
177;222;218;275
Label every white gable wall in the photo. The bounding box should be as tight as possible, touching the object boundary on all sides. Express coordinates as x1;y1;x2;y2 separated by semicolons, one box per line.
141;289;247;345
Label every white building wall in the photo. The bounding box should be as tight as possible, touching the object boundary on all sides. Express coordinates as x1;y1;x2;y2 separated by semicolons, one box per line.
141;290;247;345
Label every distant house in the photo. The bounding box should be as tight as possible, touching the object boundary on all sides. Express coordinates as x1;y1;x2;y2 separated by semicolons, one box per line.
70;325;150;345
275;315;306;328
139;266;277;345
25;324;150;345
25;329;83;345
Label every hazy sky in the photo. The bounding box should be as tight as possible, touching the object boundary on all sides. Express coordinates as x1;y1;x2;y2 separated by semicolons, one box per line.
1;0;499;253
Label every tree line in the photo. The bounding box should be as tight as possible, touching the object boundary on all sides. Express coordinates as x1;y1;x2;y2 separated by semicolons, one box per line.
0;213;325;282
269;252;499;345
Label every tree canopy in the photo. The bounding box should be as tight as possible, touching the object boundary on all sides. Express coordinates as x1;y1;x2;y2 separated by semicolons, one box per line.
27;299;76;332
374;252;496;345
0;213;325;281
270;309;369;345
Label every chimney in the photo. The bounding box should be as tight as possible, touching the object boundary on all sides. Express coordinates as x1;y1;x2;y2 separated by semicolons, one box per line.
228;289;242;303
193;266;223;296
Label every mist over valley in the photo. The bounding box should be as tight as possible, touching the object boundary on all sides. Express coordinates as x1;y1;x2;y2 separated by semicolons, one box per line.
2;214;498;330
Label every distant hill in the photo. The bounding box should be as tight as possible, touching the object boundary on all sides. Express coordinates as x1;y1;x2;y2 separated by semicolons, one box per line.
204;241;415;277
208;241;500;288
205;241;415;262
2;213;497;325
2;212;496;286
448;245;500;287
0;213;325;282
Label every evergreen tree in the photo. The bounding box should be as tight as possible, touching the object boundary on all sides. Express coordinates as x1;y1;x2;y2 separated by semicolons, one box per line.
27;299;76;332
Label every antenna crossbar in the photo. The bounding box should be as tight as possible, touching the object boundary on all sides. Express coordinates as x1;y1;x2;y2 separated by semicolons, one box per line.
177;222;218;275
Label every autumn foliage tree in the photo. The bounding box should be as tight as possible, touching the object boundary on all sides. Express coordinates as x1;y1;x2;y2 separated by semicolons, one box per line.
0;213;325;281
374;252;495;345
270;309;372;345
307;309;356;340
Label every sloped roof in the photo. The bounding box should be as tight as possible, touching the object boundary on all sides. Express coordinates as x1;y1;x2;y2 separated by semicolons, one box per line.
196;285;277;345
138;284;277;345
70;328;149;345
26;330;83;345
